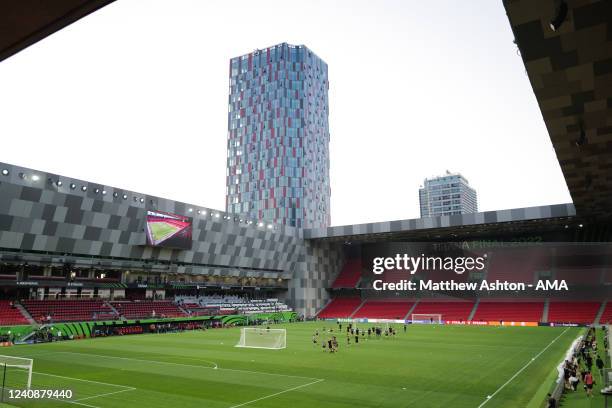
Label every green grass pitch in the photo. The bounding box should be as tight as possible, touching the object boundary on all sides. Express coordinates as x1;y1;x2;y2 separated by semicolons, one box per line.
149;222;180;242
0;322;580;408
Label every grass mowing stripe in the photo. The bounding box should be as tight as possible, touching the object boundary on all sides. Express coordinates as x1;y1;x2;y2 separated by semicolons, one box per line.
34;370;135;390
476;327;570;407
228;378;324;408
53;351;322;381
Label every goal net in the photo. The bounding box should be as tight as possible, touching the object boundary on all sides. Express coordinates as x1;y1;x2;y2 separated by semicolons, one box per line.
0;355;33;391
235;328;286;349
411;314;442;324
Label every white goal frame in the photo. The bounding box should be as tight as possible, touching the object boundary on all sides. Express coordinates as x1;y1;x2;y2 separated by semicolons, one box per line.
411;314;442;324
0;355;33;389
235;327;286;349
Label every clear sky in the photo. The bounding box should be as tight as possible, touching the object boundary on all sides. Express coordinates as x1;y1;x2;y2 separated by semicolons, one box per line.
0;0;572;226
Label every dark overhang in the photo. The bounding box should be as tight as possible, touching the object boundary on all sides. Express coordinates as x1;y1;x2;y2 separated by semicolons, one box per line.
504;0;612;221
0;0;115;63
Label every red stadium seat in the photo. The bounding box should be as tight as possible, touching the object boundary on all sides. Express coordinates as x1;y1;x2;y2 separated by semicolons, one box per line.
317;298;361;318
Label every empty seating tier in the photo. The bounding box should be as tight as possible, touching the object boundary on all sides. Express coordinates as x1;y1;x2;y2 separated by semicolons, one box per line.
332;260;361;288
547;301;600;324
0;300;29;325
599;302;612;324
22;299;117;323
353;300;413;319
317;298;361;318
111;301;186;319
472;301;544;322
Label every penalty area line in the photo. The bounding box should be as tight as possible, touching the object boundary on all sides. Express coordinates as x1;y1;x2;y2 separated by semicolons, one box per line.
73;387;136;402
477;327;570;408
228;378;324;408
54;351;321;381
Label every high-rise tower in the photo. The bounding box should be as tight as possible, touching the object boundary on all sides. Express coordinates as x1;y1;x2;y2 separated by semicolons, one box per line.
226;43;331;228
419;172;478;217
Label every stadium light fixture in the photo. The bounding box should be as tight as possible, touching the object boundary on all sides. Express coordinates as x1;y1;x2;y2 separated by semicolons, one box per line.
31;175;40;181
70;183;76;190
57;180;63;187
197;210;201;214
549;0;568;31
102;190;107;195
1;169;8;176
267;224;273;229
188;208;193;212
202;211;207;216
122;194;128;200
81;186;87;191
258;222;264;227
140;198;145;203
579;224;584;228
113;192;118;198
94;188;100;194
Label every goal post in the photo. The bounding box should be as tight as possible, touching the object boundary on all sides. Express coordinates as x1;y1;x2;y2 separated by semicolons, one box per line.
235;328;286;349
0;355;33;390
411;314;442;324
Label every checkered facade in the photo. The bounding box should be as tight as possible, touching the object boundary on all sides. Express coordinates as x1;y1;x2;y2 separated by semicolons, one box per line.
0;162;578;316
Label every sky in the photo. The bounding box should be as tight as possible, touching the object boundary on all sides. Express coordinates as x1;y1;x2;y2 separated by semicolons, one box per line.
0;0;572;227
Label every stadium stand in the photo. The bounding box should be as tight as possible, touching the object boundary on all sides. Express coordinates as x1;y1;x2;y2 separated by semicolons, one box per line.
111;300;186;319
175;295;291;315
317;297;361;318
0;300;29;325
352;300;414;319
22;299;117;323
555;268;601;284
486;249;549;283
411;300;475;321
331;259;361;288
599;302;612;324
472;300;544;322
547;301;601;324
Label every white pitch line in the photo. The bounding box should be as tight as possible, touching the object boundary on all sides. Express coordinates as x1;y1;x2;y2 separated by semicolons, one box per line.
73;387;136;402
54;351;321;381
477;327;570;408
228;378;324;408
49;398;99;408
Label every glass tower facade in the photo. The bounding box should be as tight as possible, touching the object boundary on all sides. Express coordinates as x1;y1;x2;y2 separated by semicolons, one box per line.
419;172;478;217
226;43;331;229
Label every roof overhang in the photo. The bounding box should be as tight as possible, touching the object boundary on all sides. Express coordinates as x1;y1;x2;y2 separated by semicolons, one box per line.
504;0;612;220
0;0;115;63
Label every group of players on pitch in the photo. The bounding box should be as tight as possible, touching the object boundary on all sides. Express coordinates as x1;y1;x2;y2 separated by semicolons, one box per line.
312;322;406;352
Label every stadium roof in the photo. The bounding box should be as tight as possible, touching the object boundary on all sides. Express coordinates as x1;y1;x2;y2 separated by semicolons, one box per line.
504;0;612;221
0;0;115;63
304;204;577;242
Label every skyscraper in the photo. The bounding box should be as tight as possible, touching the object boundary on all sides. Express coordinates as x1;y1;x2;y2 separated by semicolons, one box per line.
226;43;331;229
419;172;478;217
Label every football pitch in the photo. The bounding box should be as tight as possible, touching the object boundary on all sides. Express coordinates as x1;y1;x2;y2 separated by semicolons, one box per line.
148;222;180;244
0;322;580;408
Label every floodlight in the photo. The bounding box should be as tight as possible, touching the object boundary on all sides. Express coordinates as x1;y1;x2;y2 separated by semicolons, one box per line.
549;0;568;31
31;175;40;181
1;169;8;176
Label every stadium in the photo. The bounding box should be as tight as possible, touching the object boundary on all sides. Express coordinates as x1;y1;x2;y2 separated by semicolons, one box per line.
0;0;612;407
